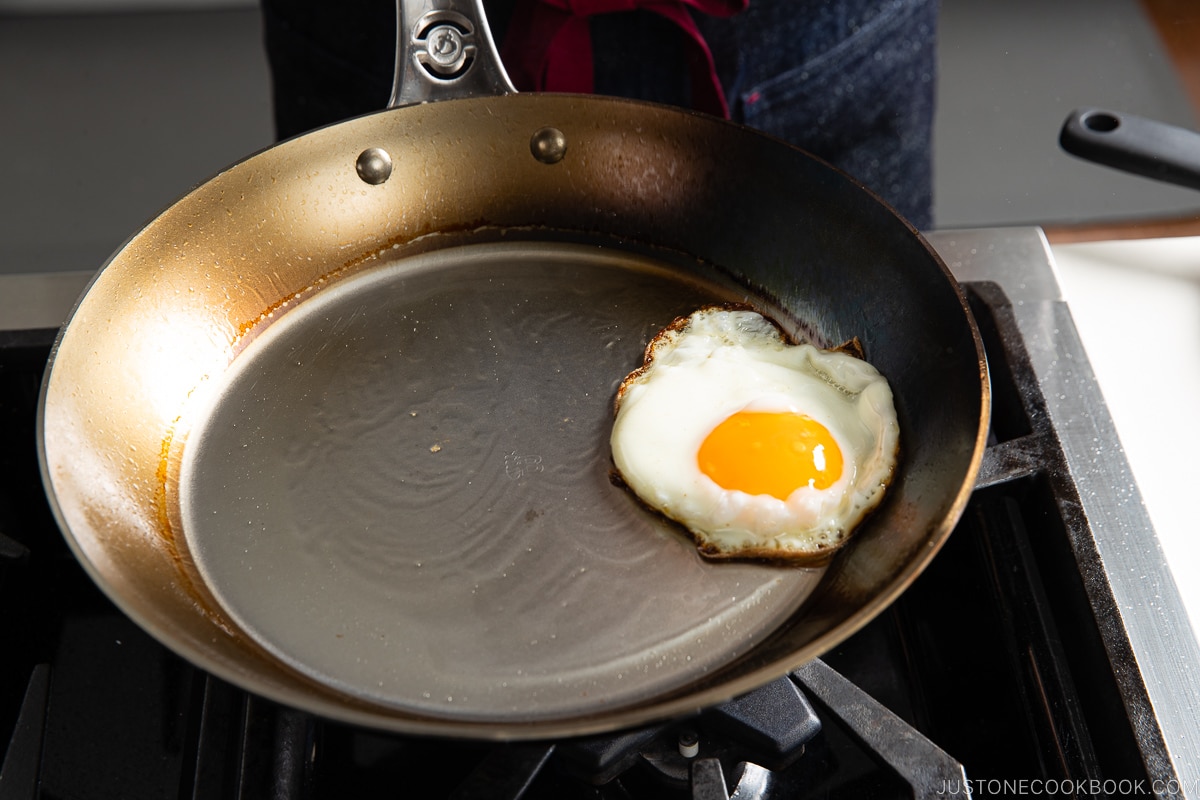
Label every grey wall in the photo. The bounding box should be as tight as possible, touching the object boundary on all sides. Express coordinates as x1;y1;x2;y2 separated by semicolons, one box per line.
934;0;1200;228
0;10;273;274
2;1;1199;276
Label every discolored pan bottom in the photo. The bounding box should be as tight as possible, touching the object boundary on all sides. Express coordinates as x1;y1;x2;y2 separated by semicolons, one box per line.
178;242;826;722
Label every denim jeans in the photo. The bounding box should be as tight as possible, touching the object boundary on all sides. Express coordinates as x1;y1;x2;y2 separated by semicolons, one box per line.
706;0;939;229
262;0;937;227
589;0;939;228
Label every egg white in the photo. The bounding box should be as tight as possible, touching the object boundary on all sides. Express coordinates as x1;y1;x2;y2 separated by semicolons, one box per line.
611;307;899;560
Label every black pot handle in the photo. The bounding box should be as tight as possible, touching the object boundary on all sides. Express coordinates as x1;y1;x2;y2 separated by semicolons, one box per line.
1060;107;1200;191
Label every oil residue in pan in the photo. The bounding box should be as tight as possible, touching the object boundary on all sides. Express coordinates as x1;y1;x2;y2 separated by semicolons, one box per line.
177;241;826;722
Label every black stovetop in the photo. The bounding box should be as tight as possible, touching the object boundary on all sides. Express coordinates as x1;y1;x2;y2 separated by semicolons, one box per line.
0;283;1160;798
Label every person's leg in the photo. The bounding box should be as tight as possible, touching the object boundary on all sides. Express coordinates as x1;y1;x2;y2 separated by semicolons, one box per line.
700;0;939;228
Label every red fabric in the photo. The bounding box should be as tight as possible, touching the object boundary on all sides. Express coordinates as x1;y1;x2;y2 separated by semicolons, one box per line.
500;0;748;118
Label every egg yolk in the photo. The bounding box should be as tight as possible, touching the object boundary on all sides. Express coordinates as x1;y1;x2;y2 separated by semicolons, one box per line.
697;411;844;500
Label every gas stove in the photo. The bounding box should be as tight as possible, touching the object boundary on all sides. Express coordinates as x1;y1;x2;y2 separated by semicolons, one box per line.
1;227;1197;798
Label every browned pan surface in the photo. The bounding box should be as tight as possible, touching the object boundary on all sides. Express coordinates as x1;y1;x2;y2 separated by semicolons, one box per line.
39;94;988;738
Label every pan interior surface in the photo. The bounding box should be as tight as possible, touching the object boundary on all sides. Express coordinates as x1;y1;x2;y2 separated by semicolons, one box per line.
178;242;826;722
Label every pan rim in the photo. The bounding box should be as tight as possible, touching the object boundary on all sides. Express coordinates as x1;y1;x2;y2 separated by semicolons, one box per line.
35;93;991;740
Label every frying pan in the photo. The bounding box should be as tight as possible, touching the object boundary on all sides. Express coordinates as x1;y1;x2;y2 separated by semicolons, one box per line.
37;0;989;739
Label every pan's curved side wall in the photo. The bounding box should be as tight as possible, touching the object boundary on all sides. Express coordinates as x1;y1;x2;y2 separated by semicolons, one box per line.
39;94;988;737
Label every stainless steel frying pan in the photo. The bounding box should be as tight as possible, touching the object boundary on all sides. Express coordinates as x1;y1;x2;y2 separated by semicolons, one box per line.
37;0;989;739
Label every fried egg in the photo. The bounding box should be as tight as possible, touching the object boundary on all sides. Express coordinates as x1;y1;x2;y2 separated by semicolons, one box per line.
610;306;899;561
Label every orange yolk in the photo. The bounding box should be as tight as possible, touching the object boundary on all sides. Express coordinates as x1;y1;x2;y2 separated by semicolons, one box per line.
697;411;844;500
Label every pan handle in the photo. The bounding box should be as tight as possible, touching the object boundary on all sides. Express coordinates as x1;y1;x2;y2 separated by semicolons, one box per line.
1059;108;1200;191
388;0;516;108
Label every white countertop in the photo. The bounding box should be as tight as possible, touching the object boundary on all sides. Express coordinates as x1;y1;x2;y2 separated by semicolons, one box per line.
1051;236;1200;637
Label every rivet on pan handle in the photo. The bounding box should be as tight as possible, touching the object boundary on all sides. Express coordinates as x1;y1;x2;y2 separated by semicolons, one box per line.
389;0;516;108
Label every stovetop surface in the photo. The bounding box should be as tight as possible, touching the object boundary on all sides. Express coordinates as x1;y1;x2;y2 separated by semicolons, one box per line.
1;227;1197;798
0;313;1146;797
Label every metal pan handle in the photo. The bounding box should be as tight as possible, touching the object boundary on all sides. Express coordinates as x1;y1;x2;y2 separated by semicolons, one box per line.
1060;107;1200;191
389;0;516;108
